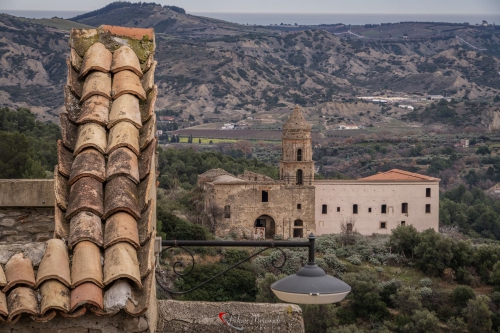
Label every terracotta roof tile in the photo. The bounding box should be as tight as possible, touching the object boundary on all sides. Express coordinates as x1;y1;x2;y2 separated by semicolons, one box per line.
102;280;131;314
106;147;140;184
111;70;146;101
70;48;82;72
66;177;104;219
103;176;140;220
0;265;6;287
0;292;7;318
60;113;78;151
54;204;69;241
57;140;74;178
68;148;106;185
360;169;440;181
79;42;112;78
138;199;154;246
108;94;142;129
31;309;58;323
140;61;156;94
54;166;69;211
69;211;103;249
139;116;156;151
3;254;36;293
7;287;39;322
100;25;154;40
104;212;139;249
125;271;154;316
138;173;154;213
59;306;86;319
140;85;157;123
111;45;142;77
64;85;82;124
35;239;71;288
138;235;154;279
71;241;103;288
138;138;156;181
107;121;140;156
69;28;98;57
66;59;83;98
70;282;103;312
74;123;107;156
81;71;112;102
78;95;110;126
141;53;155;73
39;280;70;315
103;242;141;288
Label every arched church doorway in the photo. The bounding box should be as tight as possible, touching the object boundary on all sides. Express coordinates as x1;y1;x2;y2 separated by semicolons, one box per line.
254;215;276;239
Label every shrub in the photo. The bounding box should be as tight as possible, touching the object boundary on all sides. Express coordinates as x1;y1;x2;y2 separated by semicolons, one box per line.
452;286;476;308
346;255;362;265
419;278;433;287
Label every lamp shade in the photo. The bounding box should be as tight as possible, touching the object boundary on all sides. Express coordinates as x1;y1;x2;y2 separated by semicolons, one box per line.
270;263;351;304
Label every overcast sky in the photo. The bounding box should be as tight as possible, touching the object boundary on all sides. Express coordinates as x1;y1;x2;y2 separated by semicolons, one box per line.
0;0;499;14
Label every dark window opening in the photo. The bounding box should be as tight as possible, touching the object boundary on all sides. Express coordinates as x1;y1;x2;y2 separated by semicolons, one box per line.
368;207;372;213
381;204;387;214
224;205;230;218
297;149;302;161
426;188;431;197
322;204;327;214
254;177;258;181
262;191;268;202
401;221;406;226
380;222;387;229
353;204;358;214
346;223;353;232
296;169;303;185
297;204;302;209
337;207;340;212
294;219;303;227
426;204;431;213
293;229;303;238
402;203;408;214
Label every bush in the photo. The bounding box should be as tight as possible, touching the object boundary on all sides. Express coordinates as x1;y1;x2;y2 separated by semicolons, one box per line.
452;286;475;308
419;278;433;287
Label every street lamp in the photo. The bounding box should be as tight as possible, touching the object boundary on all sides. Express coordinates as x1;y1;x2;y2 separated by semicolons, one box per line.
155;233;351;305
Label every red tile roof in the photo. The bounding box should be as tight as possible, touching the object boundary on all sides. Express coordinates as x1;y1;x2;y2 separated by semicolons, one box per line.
360;169;440;181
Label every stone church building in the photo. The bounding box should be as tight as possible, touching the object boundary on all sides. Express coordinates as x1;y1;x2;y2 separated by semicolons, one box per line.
200;106;440;239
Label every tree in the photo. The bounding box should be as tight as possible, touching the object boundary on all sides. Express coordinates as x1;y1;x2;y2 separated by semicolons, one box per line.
451;286;475;308
403;309;440;333
476;146;491;155
414;229;454;276
464;296;492;333
255;273;286;303
391;286;422;316
389;225;420;258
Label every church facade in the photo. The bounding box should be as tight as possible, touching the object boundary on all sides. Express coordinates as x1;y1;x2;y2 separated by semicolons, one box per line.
200;106;440;239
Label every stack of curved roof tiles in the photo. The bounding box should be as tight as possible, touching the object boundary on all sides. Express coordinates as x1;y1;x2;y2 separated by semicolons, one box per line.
0;25;158;323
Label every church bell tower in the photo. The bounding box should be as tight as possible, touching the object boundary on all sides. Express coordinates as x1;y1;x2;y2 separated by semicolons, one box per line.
280;106;314;185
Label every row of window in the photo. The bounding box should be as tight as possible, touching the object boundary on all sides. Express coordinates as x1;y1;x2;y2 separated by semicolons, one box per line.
345;221;406;231
322;204;431;214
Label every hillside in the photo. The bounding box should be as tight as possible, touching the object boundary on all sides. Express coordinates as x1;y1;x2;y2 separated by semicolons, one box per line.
1;2;500;130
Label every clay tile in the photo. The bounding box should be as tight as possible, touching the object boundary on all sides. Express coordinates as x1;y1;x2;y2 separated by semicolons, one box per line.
64;85;82;123
138;199;154;246
74;122;107;156
36;239;71;288
7;287;39;321
31;310;57;323
138;173;154;213
139;85;157;124
78;95;110;126
68;148;106;185
0;265;6;287
140;60;156;94
125;270;153;316
81;71;112;102
69;211;103;250
39;280;70;315
108;94;142;129
54;204;69;241
66;177;104;219
111;70;146;101
107;121;140;156
103;176;141;220
54;166;69;211
71;241;103;288
80;42;112;78
70;282;103;312
106;147;140;184
0;292;7;317
111;45;142;77
104;212;140;249
138;138;156;181
100;25;154;40
69;28;98;57
57;140;74;178
60;306;86;318
141;53;154;73
60;113;78;151
138;234;155;279
70;48;83;72
102;280;131;314
67;58;83;98
103;242;141;288
139;116;156;151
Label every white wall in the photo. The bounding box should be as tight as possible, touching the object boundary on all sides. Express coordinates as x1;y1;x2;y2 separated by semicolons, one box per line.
314;180;439;235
